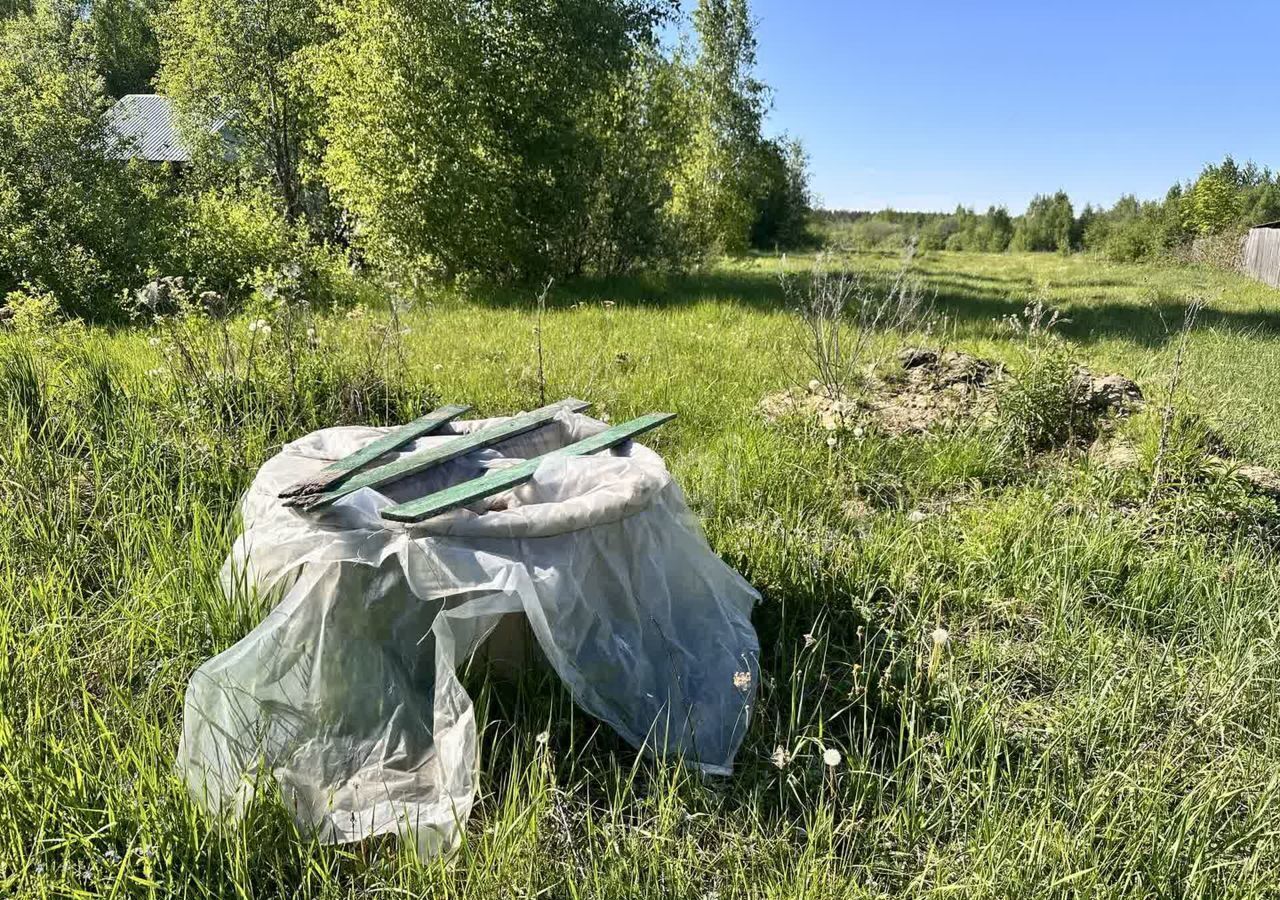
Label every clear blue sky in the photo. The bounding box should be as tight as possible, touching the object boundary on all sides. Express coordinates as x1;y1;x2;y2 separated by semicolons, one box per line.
739;0;1278;213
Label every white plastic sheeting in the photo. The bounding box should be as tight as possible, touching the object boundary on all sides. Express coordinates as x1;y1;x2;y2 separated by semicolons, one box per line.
177;408;760;856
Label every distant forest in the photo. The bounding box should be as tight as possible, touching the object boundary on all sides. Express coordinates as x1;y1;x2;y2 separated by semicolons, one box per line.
816;156;1280;264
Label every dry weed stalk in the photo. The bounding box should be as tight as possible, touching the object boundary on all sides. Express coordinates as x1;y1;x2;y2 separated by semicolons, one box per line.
785;242;934;398
1147;297;1205;504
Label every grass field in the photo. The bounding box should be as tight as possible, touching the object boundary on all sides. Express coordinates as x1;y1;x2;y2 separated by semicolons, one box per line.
6;250;1280;898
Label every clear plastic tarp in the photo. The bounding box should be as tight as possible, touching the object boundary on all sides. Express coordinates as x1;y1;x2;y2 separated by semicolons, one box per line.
177;408;760;856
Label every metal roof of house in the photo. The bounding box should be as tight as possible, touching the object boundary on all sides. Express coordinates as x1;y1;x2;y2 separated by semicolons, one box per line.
104;94;231;163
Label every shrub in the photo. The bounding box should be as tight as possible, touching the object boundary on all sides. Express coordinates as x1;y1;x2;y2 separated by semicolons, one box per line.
174;188;294;300
3;286;61;332
0;1;172;319
1101;217;1164;263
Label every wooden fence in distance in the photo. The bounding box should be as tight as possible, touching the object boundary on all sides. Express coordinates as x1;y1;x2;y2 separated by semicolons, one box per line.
1241;223;1280;288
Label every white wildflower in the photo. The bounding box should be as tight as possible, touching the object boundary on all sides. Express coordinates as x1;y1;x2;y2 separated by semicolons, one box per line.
771;745;791;769
803;632;816;649
535;730;550;746
852;426;864;438
826;435;837;448
732;670;752;691
931;627;949;647
822;747;842;767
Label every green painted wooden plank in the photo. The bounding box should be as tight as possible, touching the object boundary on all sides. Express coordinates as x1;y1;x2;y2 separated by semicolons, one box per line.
278;403;471;499
380;412;675;523
289;398;592;511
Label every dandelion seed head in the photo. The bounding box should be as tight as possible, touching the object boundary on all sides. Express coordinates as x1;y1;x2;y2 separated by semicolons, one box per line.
535;730;550;746
822;747;841;767
931;627;949;647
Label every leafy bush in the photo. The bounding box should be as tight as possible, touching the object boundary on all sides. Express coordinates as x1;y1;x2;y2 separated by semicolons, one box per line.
1100;217;1165;263
850;218;912;251
174;188;294;299
0;0;172;319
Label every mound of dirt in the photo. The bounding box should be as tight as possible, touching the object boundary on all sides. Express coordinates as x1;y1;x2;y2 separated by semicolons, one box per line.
759;347;1144;438
1072;370;1144;417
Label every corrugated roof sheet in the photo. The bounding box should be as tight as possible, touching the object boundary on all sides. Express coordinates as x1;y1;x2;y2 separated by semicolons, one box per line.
104;94;231;163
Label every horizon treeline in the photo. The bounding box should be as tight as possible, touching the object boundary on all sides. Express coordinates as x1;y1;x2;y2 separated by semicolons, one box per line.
818;155;1280;263
0;0;813;320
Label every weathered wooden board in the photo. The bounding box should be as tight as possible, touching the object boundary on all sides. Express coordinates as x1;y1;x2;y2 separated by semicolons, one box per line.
380;412;675;523
289;398;591;511
1242;227;1280;288
278;403;471;499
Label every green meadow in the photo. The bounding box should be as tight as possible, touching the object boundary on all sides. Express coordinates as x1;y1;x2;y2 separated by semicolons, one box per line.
6;250;1280;898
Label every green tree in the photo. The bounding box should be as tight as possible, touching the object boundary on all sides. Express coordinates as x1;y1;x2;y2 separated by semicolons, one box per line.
670;0;768;257
567;47;695;275
0;0;170;316
89;0;163;96
312;0;674;280
158;0;325;222
1013;191;1075;253
984;205;1013;251
750;135;812;250
1182;170;1242;236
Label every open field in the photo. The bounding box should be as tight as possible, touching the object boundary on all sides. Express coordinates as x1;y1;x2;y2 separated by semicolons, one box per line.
6;251;1280;897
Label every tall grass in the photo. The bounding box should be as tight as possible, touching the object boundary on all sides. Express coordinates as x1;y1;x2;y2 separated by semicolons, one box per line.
4;251;1280;897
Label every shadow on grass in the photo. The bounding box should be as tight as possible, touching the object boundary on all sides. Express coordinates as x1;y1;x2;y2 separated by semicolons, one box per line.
467;266;1280;350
